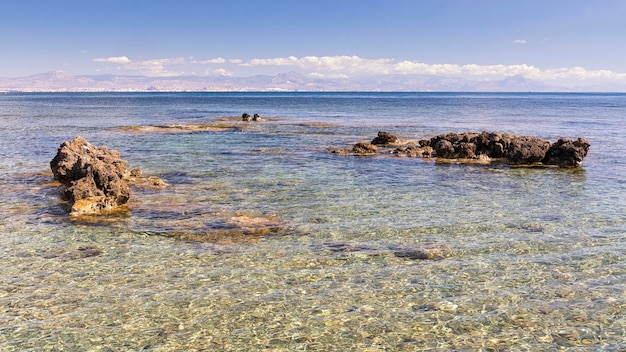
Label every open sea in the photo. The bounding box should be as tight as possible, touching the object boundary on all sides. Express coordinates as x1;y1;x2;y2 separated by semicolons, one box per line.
0;92;625;351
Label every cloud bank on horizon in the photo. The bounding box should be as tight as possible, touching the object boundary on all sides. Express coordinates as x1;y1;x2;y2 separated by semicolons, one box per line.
91;54;626;85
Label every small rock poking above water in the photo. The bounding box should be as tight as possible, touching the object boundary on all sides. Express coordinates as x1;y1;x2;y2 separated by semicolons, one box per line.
371;131;401;146
242;113;264;121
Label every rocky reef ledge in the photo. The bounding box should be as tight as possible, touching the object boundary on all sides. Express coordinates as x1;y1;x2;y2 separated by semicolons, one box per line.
332;131;591;167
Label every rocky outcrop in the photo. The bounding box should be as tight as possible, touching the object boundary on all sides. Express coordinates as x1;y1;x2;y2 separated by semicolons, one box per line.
423;132;589;166
352;142;379;155
333;131;590;167
543;137;591;167
330;142;380;155
371;131;400;145
50;136;131;214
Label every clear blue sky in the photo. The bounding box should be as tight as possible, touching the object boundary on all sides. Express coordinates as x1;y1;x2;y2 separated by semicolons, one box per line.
2;0;626;84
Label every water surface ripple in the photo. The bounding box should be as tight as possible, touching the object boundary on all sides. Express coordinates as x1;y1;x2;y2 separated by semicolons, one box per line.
1;92;625;350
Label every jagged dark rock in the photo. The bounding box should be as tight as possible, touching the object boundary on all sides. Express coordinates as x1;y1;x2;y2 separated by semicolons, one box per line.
426;132;587;166
434;139;455;158
50;136;131;215
506;135;551;165
371;131;400;145
543;137;591;167
333;131;590;167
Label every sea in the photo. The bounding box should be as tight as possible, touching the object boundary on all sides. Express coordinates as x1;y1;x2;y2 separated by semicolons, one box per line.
0;92;625;351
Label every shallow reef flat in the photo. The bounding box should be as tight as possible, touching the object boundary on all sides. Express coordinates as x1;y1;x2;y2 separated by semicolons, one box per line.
115;122;244;133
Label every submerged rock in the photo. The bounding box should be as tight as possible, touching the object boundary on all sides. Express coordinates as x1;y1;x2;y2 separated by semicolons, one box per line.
391;243;452;260
115;123;243;133
173;215;290;243
317;241;452;260
394;144;433;158
50;136;131;215
125;168;169;190
42;245;103;260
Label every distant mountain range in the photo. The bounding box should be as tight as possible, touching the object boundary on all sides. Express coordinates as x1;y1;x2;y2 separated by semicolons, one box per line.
1;70;623;92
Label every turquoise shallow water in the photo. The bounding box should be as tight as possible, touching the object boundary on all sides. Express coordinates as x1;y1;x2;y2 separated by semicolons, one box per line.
0;92;625;350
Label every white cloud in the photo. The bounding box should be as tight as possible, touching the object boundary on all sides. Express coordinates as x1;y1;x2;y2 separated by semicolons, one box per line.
126;58;185;76
92;56;185;76
242;55;394;74
512;39;527;44
194;57;226;64
532;66;626;81
239;55;626;83
208;68;232;76
90;54;626;84
92;56;131;64
309;72;349;79
244;56;300;66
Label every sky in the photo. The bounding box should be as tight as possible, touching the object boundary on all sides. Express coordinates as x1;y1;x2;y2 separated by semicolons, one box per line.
2;0;626;86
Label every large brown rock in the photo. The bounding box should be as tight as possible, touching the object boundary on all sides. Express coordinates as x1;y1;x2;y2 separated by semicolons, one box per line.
506;135;551;165
50;136;131;214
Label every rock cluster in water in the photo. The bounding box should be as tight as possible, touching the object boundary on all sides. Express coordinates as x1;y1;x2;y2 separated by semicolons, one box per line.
333;131;591;167
50;136;132;214
242;113;263;121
